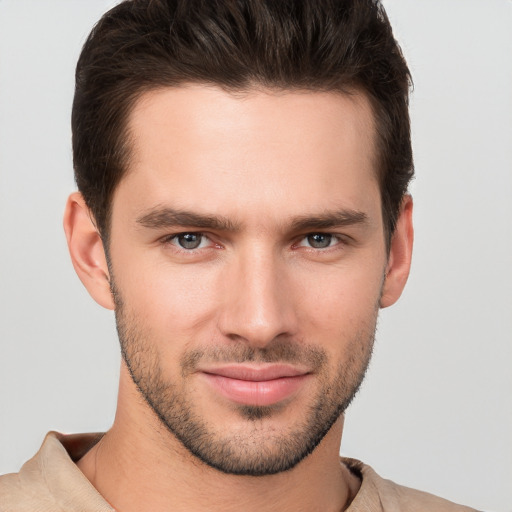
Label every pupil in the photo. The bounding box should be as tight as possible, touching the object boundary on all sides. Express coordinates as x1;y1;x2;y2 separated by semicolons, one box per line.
179;233;201;249
308;233;331;248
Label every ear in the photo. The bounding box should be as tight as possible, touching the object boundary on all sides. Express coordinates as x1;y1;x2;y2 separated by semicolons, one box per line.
380;195;414;308
63;192;115;310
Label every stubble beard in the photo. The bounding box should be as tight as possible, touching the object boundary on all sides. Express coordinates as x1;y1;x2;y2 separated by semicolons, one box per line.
112;283;377;477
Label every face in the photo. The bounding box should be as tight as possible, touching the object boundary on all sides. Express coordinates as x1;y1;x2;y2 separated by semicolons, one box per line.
108;85;389;475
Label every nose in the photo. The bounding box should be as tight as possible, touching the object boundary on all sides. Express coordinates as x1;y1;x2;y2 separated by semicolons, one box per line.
217;246;298;348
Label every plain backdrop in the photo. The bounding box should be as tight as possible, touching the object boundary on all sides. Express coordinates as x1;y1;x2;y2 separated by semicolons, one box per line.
0;1;511;511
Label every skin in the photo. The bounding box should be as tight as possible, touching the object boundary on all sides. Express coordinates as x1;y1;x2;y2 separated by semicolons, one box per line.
64;85;413;512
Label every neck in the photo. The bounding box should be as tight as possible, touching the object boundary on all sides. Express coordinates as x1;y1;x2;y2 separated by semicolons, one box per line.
77;369;360;512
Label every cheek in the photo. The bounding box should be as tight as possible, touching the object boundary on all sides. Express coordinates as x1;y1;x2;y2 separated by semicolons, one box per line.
112;241;386;358
293;261;384;345
115;256;221;338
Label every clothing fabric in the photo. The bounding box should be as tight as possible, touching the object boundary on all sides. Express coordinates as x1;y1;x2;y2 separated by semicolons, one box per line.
0;431;478;511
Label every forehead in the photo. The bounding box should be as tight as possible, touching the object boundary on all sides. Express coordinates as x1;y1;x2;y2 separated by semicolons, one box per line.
127;84;376;169
115;84;380;225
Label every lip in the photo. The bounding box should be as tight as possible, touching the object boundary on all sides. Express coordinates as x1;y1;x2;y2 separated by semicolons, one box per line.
199;364;311;407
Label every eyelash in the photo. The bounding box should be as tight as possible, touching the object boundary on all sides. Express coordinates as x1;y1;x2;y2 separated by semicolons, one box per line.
161;232;216;252
295;233;344;250
160;232;348;253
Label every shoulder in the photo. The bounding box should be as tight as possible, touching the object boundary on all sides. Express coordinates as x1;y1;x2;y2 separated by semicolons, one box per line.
0;432;63;511
0;466;59;511
342;457;480;512
0;431;112;512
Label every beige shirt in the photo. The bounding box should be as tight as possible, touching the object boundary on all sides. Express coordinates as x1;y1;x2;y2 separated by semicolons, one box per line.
0;432;478;512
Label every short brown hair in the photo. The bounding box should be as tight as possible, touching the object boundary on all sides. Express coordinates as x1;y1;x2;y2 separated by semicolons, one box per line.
72;0;413;244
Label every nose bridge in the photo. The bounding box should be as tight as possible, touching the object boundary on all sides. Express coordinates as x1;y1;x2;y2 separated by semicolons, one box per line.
219;241;296;346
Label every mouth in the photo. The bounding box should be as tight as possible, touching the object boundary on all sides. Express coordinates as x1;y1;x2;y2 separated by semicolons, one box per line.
199;364;312;407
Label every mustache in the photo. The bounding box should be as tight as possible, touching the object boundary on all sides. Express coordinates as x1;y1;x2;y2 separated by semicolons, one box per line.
180;338;327;376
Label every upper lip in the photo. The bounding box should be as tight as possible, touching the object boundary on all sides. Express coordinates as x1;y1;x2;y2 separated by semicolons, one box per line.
200;364;310;382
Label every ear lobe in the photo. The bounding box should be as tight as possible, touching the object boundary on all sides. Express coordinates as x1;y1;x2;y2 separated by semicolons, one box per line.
63;192;115;310
380;195;414;308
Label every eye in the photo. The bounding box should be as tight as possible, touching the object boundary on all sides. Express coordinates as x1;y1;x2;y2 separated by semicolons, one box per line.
169;232;210;250
299;233;338;249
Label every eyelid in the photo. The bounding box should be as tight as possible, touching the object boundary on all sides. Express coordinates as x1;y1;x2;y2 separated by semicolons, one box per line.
293;232;351;250
158;230;351;252
160;231;215;250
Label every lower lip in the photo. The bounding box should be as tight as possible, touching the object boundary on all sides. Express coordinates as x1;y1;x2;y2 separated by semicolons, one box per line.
201;373;310;407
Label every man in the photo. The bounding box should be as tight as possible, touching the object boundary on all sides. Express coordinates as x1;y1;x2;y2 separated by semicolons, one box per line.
0;0;481;510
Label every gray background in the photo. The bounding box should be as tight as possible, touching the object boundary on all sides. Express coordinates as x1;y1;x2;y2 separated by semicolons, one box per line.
0;1;511;511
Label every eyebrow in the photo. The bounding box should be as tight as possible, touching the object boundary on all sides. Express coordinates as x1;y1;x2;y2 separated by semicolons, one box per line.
136;207;368;232
136;208;240;231
289;210;368;232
